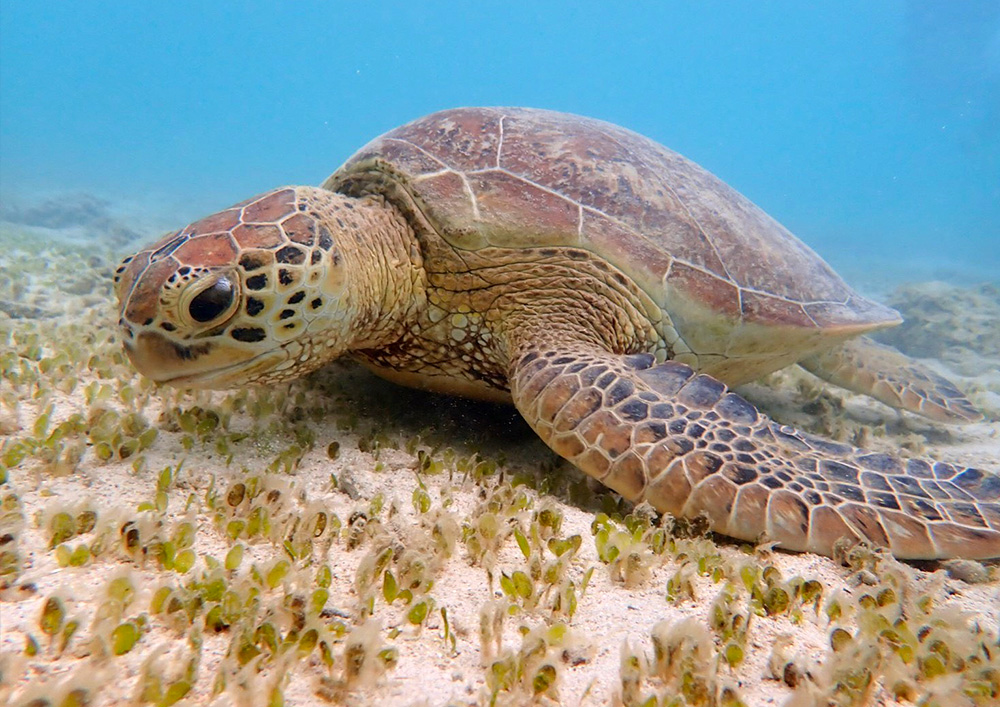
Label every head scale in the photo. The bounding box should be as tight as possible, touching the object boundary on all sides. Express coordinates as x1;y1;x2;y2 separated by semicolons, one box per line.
115;186;352;388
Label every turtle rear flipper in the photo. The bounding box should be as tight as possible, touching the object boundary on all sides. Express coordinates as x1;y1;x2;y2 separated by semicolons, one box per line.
798;336;982;423
508;343;1000;559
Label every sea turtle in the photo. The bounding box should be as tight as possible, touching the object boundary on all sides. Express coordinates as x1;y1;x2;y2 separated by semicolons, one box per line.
114;107;1000;560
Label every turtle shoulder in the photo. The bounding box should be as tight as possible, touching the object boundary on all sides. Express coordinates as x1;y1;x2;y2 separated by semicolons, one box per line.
323;107;898;335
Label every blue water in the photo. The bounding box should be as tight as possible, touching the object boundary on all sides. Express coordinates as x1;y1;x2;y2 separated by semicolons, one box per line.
1;1;997;283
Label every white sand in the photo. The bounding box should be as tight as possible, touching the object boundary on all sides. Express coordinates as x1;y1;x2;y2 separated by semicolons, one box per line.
1;226;998;707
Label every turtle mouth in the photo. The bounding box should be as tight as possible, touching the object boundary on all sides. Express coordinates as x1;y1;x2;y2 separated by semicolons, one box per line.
125;330;286;389
154;350;285;388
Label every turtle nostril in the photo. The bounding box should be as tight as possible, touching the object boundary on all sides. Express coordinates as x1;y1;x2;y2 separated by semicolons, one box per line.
189;276;235;323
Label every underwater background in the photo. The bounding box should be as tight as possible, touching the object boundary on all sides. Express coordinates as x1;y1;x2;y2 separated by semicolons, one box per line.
4;4;1000;705
1;0;998;286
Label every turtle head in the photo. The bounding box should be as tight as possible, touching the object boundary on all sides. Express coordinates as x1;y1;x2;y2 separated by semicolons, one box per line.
114;186;361;389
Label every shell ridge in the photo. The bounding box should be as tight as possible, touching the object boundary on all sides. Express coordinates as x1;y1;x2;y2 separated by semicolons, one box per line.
658;176;734;282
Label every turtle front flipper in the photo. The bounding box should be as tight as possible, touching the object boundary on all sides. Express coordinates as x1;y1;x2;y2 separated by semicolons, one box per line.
508;345;1000;560
798;336;981;423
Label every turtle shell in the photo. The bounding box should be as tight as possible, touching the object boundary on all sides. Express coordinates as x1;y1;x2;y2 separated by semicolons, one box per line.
323;107;899;350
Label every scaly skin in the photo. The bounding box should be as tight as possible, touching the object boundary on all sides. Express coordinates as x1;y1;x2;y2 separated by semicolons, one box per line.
800;337;982;423
507;343;1000;559
115;187;423;388
116;186;1000;560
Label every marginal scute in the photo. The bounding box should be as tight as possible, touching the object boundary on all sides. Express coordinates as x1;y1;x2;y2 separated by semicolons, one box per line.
740;290;815;328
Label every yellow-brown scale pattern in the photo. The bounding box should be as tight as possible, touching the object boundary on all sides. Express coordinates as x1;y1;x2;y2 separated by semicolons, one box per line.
507;345;1000;559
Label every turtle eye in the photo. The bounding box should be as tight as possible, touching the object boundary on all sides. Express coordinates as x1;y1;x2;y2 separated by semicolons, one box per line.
189;276;235;323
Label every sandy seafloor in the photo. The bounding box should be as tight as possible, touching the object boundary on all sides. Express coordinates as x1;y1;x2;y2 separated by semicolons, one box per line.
0;196;998;707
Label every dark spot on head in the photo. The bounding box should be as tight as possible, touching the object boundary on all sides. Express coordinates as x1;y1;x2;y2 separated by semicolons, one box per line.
310;297;323;310
171;340;211;361
311;250;322;264
283;323;296;330
160;322;176;332
287;291;305;304
246;297;264;316
279;309;295;320
151;233;187;260
178;266;191;276
761;476;783;490
246;274;268;290
276;246;305;265
143;318;154;326
318;228;334;250
278;269;294;286
231;327;267;343
239;253;267;272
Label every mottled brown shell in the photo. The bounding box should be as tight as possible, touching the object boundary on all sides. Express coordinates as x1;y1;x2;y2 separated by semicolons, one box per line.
324;107;898;335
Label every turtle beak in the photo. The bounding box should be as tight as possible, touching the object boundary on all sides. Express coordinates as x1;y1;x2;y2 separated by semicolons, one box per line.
124;330;271;389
